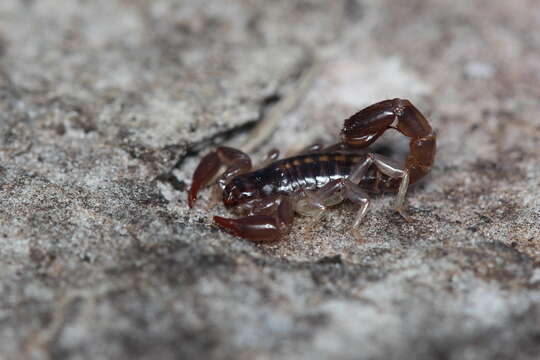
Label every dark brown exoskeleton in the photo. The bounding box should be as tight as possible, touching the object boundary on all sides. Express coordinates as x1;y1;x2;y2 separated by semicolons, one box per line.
188;99;436;242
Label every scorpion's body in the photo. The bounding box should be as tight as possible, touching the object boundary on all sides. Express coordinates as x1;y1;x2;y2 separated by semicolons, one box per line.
188;98;436;242
224;152;396;210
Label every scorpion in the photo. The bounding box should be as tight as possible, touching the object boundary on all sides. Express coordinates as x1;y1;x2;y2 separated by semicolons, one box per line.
188;98;436;243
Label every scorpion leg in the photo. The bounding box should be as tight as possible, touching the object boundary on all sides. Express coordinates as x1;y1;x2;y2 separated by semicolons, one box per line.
343;180;370;240
296;180;343;218
258;148;280;168
369;153;411;221
296;178;371;240
297;142;357;157
300;143;324;154
345;158;373;238
296;154;372;217
188;146;252;208
214;195;294;243
266;148;280;161
319;142;371;155
295;180;344;239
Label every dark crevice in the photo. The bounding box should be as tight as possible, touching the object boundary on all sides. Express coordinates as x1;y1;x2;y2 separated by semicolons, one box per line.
154;173;186;192
259;93;282;116
172;90;284;170
180;119;258;160
171;48;315;171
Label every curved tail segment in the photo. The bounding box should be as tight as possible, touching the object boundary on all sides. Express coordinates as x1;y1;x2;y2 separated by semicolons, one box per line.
340;98;436;220
340;98;436;185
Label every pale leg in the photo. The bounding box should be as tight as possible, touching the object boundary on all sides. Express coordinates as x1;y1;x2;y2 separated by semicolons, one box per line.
258;148;280;168
343;180;370;241
300;143;324;154
295;178;371;240
369;153;411;221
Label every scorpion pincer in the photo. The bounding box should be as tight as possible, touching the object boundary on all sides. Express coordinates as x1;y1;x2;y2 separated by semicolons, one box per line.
188;98;436;243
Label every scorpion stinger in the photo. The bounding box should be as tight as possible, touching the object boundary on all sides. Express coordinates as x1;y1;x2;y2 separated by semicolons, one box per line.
341;98;436;218
341;98;436;184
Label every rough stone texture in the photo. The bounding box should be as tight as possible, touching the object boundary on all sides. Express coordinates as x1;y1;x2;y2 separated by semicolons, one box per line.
0;0;539;359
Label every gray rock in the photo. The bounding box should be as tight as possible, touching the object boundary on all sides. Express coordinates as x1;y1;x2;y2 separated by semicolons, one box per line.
0;0;539;359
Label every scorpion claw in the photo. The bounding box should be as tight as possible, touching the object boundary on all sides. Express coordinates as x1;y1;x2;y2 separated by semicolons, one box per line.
188;147;252;208
188;151;221;208
214;215;281;243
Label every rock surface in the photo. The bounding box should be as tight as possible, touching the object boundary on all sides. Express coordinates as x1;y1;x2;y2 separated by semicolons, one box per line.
0;1;539;359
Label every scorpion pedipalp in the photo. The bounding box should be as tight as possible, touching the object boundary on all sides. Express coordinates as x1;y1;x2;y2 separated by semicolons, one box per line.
214;195;294;242
188;146;252;208
214;215;281;242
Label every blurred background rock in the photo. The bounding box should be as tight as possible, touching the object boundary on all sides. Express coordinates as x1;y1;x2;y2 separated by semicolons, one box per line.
0;1;539;359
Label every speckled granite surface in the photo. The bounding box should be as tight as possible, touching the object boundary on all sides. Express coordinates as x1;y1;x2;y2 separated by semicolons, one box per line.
0;1;539;359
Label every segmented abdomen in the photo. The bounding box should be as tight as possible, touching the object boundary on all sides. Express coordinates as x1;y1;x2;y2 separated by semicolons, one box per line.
272;153;366;194
223;153;372;208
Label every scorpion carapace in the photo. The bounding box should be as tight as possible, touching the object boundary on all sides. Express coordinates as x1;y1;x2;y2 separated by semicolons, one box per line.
188;98;436;243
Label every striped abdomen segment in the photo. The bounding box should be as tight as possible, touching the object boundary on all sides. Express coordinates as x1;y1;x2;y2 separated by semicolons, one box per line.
273;153;367;193
222;153;370;208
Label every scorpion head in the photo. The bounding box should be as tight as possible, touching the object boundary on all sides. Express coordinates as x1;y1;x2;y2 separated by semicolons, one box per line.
223;175;260;209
